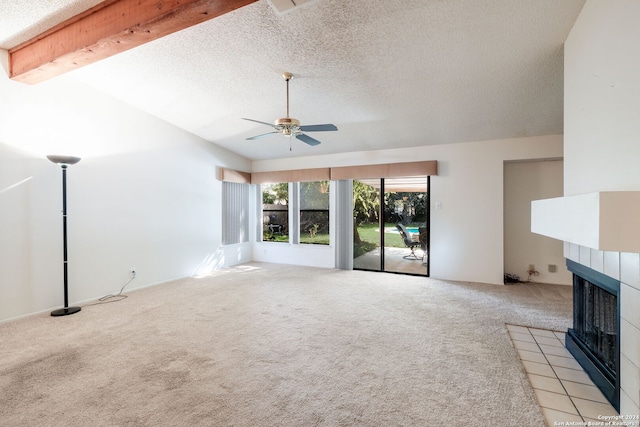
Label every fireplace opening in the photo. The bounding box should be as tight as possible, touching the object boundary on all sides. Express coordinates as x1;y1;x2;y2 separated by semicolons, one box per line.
565;259;620;412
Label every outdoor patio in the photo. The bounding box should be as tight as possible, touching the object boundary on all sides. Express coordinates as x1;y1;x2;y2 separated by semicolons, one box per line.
353;246;428;276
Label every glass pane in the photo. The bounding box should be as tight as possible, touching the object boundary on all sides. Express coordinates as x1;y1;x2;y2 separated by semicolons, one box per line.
352;177;429;276
262;183;289;242
383;178;428;275
300;181;330;245
352;180;382;271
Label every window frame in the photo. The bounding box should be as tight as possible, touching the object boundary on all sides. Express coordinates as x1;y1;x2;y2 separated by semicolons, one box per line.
299;181;330;246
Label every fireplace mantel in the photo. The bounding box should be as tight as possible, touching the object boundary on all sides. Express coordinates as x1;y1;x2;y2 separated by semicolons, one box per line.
531;191;640;253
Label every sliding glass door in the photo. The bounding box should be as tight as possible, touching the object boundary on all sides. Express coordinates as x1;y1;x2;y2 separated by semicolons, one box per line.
352;177;429;276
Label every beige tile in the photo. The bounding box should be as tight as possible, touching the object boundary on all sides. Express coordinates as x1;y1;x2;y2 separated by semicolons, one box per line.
580;245;591;267
528;374;566;394
506;324;530;334
620;354;640;408
561;380;609;404
539;344;573;358
514;340;542;352
621;283;640;329
509;325;620;427
603;251;620;281
530;328;558;338
510;331;536;343
621;319;640;366
546;354;583;371
534;335;564;347
522;360;556;378
571;397;618;420
620;389;640;419
591;248;604;273
620;252;640;289
553;366;593;385
534;389;578;414
541;407;583;426
568;243;580;262
518;349;548;364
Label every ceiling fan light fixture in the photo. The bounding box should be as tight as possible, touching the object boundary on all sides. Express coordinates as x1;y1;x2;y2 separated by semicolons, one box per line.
275;117;300;136
275;117;300;127
242;71;337;147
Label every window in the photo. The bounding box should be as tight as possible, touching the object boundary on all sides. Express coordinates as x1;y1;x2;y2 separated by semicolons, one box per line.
222;181;249;245
262;183;289;242
299;181;330;245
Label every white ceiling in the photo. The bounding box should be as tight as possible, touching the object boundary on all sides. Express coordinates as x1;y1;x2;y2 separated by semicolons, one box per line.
0;0;585;161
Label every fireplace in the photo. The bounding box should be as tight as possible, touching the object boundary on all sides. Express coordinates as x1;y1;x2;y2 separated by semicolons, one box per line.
565;259;620;412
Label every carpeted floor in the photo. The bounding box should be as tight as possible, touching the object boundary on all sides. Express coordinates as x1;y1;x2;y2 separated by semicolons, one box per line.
0;262;572;426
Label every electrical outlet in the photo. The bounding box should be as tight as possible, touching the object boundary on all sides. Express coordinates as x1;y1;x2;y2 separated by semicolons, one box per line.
528;264;535;272
129;269;136;279
548;264;557;273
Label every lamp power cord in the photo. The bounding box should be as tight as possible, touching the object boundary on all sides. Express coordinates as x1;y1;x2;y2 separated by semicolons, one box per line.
84;271;136;306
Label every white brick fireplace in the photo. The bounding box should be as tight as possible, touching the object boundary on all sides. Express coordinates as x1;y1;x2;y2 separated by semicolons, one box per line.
567;243;639;415
531;0;640;417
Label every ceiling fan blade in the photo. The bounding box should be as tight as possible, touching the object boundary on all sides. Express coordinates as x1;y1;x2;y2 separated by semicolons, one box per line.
299;124;338;132
295;133;322;146
242;118;275;127
247;131;280;140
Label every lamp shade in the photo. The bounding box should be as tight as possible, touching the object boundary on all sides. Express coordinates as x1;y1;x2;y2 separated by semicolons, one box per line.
47;155;81;166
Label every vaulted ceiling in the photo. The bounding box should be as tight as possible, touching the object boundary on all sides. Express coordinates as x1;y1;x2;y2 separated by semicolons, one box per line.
0;0;585;161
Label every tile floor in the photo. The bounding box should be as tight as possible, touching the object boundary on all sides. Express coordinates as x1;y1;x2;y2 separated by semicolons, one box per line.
507;324;619;426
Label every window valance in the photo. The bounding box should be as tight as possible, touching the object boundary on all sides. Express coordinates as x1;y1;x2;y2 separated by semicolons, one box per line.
218;168;251;184
250;168;331;184
330;161;437;180
219;161;438;184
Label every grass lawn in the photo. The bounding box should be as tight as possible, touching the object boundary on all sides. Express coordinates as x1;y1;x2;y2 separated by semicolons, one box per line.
300;234;330;245
263;232;330;244
263;222;420;253
354;222;420;257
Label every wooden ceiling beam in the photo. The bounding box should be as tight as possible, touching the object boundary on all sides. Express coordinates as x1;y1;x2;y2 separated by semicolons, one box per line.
9;0;257;84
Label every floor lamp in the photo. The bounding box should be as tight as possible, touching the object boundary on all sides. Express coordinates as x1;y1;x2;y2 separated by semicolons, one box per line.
47;155;82;317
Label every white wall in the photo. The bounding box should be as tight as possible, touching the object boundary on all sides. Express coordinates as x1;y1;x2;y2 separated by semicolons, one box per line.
564;0;640;195
564;0;640;416
0;76;251;322
253;134;564;285
504;160;570;285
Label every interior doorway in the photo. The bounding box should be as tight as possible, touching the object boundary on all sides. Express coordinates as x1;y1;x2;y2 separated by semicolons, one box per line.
352;176;430;276
503;160;569;284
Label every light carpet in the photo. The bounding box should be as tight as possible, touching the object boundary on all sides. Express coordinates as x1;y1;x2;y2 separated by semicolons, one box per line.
0;262;572;426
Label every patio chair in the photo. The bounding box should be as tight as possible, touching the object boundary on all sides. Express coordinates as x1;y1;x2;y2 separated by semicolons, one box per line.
264;214;283;235
419;226;428;265
396;223;422;260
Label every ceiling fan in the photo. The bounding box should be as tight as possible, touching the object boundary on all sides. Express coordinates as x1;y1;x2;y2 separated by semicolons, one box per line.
242;72;337;148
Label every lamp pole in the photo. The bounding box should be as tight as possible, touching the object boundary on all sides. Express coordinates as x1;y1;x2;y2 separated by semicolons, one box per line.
47;155;82;317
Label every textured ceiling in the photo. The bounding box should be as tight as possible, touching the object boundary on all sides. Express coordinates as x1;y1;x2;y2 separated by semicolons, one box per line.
0;0;585;161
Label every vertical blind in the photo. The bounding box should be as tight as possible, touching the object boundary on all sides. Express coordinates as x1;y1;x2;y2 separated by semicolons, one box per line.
222;181;249;245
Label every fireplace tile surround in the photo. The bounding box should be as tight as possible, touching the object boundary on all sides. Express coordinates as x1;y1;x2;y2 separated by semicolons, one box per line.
565;242;640;417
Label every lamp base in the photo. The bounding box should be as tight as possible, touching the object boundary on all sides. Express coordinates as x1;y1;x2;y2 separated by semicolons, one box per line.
51;306;81;317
